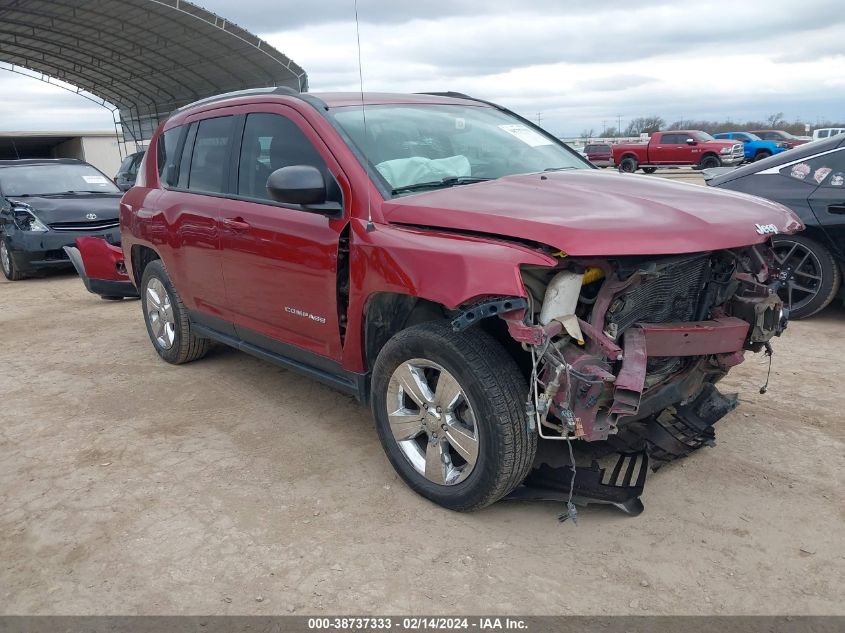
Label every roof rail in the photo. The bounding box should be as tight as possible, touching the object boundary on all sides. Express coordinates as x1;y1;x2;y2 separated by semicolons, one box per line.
418;91;480;102
176;86;301;112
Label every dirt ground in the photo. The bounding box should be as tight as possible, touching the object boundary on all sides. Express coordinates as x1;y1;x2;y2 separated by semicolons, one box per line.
1;267;843;615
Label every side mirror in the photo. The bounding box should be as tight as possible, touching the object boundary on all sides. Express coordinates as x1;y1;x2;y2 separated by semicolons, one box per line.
685;138;696;145
267;165;327;206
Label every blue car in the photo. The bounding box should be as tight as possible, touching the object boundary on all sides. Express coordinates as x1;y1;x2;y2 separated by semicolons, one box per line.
713;132;787;162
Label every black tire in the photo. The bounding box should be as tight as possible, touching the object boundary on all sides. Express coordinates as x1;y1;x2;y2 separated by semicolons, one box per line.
618;156;638;173
754;150;772;161
699;154;721;169
642;167;657;174
771;235;841;319
1;238;25;281
371;321;536;511
140;259;209;364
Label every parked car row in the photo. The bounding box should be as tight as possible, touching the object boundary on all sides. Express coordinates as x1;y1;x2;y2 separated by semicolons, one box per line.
576;128;814;170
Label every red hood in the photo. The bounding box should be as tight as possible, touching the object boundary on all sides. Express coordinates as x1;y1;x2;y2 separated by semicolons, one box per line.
381;170;802;256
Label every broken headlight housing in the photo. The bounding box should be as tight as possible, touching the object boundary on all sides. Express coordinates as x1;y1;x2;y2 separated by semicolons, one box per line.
12;207;49;232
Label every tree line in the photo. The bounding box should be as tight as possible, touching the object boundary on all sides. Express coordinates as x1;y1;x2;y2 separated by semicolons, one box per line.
580;113;845;139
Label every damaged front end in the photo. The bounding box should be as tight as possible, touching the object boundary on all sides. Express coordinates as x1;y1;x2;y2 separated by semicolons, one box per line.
498;245;786;513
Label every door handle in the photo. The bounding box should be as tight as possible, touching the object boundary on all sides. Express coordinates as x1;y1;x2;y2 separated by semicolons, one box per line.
222;217;251;231
829;204;845;215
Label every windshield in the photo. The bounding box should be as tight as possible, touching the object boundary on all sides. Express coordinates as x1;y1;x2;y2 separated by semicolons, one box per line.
331;104;589;193
0;163;120;197
693;131;715;141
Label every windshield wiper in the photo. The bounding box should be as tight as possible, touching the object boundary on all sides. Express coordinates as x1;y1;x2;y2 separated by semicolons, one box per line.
14;191;84;197
391;176;490;194
63;190;117;194
544;166;578;171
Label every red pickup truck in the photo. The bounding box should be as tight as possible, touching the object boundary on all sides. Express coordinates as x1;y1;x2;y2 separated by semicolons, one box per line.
613;131;744;173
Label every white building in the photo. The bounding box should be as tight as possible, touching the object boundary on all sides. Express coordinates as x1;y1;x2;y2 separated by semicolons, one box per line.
0;131;130;178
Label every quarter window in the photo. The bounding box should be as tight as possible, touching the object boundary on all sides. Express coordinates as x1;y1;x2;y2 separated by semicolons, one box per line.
157;126;182;186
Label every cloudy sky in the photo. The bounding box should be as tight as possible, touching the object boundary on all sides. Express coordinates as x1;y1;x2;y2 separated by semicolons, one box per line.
1;0;843;136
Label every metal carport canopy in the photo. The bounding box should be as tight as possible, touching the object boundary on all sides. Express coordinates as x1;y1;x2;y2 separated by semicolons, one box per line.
0;0;307;145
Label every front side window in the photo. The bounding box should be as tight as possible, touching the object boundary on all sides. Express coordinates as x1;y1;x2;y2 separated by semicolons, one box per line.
693;131;715;142
237;112;334;202
331;104;588;194
0;163;120;197
186;116;234;194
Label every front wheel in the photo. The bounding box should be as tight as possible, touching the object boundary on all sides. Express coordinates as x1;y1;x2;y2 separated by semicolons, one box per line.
371;321;536;511
699;155;721;169
1;238;25;281
754;150;772;161
141;260;210;364
771;235;841;318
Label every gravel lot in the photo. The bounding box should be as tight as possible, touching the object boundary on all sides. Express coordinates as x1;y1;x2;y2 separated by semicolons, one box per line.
1;250;843;614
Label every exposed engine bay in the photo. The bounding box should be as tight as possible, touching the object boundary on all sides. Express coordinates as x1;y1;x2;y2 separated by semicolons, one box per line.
456;243;787;515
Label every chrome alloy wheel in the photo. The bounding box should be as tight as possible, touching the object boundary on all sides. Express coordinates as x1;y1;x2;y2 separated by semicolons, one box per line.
386;359;479;486
145;277;176;350
0;241;10;276
772;239;823;314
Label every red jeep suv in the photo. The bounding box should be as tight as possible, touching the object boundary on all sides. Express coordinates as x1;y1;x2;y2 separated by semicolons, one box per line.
113;88;800;513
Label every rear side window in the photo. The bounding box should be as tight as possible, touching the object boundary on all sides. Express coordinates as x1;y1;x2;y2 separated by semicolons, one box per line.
186;116;234;194
236;112;338;203
118;155;135;174
661;133;684;144
818;130;830;139
127;153;143;178
157;127;182;186
779;148;845;186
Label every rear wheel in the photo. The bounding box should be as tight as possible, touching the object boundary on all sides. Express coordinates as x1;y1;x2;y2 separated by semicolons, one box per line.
140;260;210;363
618;156;638;173
371;321;536;511
0;238;25;281
771;235;841;318
699;155;721;169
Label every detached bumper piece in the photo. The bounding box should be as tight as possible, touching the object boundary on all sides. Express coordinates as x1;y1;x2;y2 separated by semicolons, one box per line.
647;383;738;469
506;452;648;516
64;237;139;299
